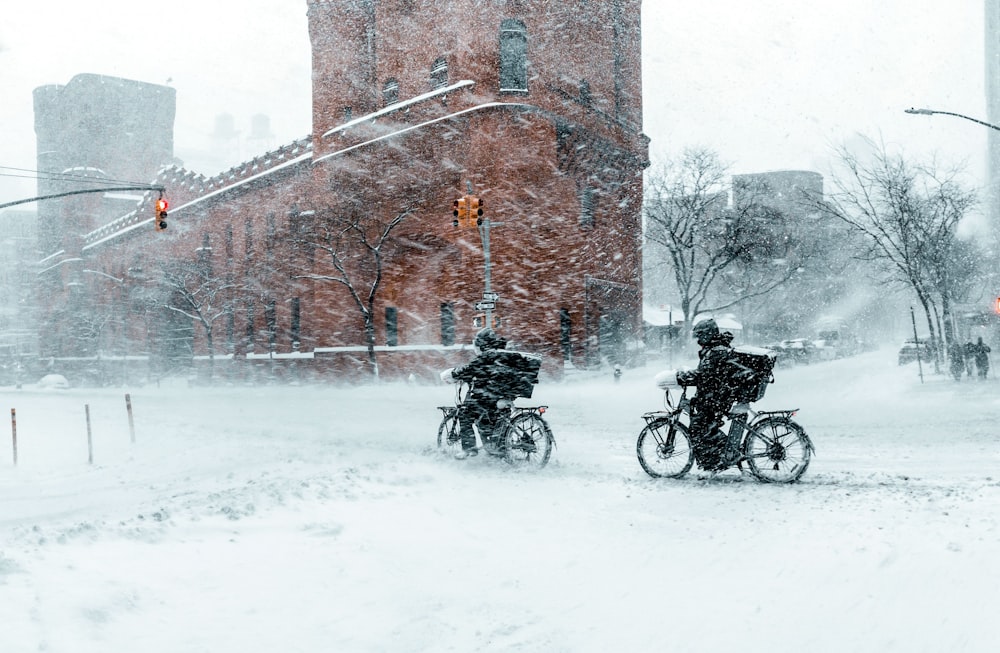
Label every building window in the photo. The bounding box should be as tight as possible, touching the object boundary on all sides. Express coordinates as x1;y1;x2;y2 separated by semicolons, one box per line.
343;106;353;122
499;19;528;93
245;300;256;352
226;305;235;353
579;79;591;106
580;186;595;228
385;306;398;346
265;299;277;351
290;297;301;349
560;308;572;361
383;78;399;106
430;57;448;90
441;302;455;346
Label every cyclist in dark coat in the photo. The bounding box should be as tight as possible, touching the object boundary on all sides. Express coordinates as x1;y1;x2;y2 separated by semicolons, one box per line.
449;328;515;458
676;318;738;471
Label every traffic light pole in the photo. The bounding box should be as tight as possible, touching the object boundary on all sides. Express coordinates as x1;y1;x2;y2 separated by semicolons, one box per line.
0;185;165;211
480;218;493;328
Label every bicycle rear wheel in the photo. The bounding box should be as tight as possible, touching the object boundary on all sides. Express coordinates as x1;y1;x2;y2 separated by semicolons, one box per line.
742;417;811;483
436;410;462;456
503;413;553;469
636;417;694;478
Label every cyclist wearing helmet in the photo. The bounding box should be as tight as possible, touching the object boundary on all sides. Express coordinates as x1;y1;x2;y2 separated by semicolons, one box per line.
448;328;513;459
676;318;737;471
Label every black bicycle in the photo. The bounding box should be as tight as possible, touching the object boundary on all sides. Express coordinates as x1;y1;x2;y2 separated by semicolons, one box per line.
437;382;554;469
636;382;814;483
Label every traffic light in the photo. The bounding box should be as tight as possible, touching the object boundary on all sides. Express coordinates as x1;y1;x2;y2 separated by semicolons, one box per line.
452;197;468;227
154;198;168;231
468;196;483;226
473;314;485;328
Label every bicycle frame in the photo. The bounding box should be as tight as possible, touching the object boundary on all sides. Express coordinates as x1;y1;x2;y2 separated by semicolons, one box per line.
641;386;814;470
437;381;551;459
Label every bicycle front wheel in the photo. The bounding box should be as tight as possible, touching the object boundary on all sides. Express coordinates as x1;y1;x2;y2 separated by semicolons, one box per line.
503;413;553;469
436;410;462;456
742;417;811;483
636;417;694;478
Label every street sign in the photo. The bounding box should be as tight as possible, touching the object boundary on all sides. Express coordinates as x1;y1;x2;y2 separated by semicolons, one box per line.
474;301;496;311
482;292;499;302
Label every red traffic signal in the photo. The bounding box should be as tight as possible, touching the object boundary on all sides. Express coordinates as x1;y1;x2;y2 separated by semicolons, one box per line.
469;196;483;226
452;197;468;227
154;198;168;231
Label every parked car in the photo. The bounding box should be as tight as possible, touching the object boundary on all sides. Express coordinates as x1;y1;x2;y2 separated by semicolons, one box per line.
898;339;933;365
779;338;817;364
811;338;840;361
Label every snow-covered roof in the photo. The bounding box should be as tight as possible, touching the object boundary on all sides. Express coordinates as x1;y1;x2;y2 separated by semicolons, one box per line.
642;304;742;330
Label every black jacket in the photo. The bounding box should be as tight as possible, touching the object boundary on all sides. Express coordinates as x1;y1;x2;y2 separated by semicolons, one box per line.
452;349;533;402
676;332;737;413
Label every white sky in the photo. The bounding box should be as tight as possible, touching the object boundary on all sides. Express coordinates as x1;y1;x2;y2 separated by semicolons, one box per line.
0;0;988;207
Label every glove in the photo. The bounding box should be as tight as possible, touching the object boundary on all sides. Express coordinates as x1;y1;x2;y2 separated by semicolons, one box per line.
440;367;455;384
654;369;679;389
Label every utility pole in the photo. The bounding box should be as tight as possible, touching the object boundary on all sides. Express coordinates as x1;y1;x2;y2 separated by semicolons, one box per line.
453;182;499;330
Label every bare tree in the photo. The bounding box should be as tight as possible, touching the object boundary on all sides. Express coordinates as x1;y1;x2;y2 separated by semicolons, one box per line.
158;237;235;381
644;147;806;336
293;206;412;377
807;136;979;364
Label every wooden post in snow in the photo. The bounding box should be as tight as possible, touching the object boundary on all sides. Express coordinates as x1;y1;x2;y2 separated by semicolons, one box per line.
125;394;135;444
85;404;93;465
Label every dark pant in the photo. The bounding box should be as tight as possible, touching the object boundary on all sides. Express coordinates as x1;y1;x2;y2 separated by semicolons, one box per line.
689;403;727;470
459;398;499;451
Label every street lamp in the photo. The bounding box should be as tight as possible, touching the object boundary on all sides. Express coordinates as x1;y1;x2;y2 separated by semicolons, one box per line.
904;107;1000;132
906;107;1000;336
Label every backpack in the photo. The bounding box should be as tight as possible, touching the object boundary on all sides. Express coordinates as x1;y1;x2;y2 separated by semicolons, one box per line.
490;351;542;399
726;345;777;402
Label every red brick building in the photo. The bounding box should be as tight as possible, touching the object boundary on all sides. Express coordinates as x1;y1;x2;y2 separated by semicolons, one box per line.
39;0;648;383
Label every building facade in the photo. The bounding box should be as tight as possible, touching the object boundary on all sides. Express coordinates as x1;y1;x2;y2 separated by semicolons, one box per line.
37;0;648;383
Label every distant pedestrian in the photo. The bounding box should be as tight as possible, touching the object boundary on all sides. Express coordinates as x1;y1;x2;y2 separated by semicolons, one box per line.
971;337;991;379
964;341;976;376
948;341;966;382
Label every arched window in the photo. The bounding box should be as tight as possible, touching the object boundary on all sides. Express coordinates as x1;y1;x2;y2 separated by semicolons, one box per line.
499;19;527;93
430;57;448;90
382;78;399;106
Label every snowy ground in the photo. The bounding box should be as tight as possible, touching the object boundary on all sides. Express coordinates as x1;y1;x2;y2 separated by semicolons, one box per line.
1;348;999;652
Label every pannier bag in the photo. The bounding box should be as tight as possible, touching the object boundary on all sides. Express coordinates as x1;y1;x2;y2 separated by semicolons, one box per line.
727;345;777;402
492;351;542;398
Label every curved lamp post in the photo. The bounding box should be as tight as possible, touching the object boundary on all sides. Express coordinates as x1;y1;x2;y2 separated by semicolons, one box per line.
905;107;1000;132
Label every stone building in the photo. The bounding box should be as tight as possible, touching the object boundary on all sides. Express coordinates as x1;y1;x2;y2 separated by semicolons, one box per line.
38;0;648;383
33;74;176;255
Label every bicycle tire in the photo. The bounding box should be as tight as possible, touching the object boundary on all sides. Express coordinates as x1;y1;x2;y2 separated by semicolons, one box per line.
502;413;553;469
742;417;811;483
436;410;462;456
636;417;694;478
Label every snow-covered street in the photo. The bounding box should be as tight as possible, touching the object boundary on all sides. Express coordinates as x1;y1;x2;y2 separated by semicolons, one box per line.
2;348;999;652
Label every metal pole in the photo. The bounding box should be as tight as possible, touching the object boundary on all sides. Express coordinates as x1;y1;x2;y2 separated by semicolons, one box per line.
911;306;924;383
480;218;492;328
10;408;16;466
